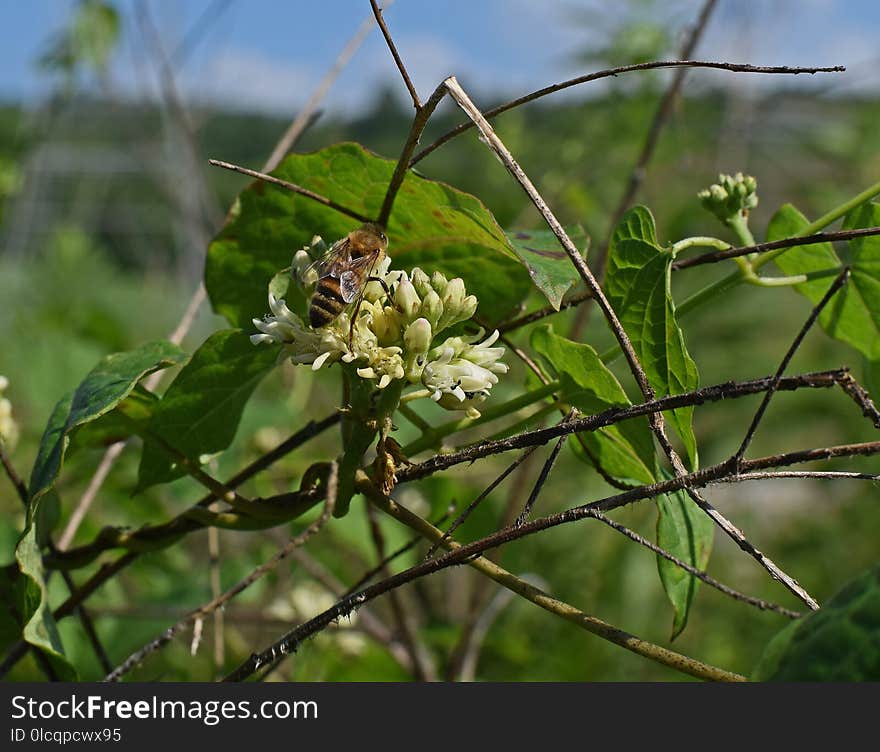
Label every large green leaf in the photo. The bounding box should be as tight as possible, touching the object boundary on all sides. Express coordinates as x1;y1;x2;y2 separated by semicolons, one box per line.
605;206;699;468
531;325;655;485
505;226;588;309
28;341;187;503
769;202;880;360
753;563;880;681
206;142;530;329
17;340;184;677
656;481;715;640
136;330;280;492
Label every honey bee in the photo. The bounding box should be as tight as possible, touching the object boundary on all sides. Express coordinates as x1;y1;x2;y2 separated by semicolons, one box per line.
307;223;390;330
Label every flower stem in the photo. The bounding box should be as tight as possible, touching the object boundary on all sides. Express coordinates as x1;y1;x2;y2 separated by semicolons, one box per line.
676;178;880;321
671;236;731;255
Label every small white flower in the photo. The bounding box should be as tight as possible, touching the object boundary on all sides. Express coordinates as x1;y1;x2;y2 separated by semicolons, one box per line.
0;376;19;450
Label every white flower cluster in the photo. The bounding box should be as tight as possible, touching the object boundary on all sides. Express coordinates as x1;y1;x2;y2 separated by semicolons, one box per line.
0;376;18;450
251;238;508;417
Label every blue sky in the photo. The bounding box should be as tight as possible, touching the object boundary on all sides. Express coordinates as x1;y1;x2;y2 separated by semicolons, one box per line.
2;1;879;115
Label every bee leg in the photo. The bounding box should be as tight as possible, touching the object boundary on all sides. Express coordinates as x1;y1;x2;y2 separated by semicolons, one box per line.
367;276;402;311
348;296;365;351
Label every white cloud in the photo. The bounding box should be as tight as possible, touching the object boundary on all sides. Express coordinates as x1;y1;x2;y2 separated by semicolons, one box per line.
181;49;317;114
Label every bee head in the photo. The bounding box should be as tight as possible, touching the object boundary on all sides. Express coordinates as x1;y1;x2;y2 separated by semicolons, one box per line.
357;222;389;251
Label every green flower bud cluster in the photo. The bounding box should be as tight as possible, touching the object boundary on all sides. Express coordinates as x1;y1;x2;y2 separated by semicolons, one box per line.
252;237;507;417
698;172;758;225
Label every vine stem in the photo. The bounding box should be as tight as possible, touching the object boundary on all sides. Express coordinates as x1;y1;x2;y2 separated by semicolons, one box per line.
442;76;819;610
221;473;746;683
679;178;880;317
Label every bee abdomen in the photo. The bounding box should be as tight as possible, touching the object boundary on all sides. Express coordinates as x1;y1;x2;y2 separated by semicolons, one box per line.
309;279;345;328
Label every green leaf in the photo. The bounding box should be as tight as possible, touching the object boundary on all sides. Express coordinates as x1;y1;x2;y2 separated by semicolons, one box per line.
531;324;655;485
610;204;659;247
15;340;184;676
753;563;880;681
605;206;699;468
136;330;280;492
14;525;76;680
68;387;159;454
28;341;187;503
769;202;880;360
656;481;714;639
505;226;588;309
206;142;530;330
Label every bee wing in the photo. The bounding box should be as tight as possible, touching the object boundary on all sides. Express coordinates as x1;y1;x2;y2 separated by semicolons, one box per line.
340;252;382;303
305;236;351;278
339;270;362;303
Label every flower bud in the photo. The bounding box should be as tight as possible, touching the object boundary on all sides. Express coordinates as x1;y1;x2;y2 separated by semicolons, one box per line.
419;289;443;329
410;267;432;298
699;172;759;226
431;270;449;292
394;277;421;320
437;277;467;331
403;318;433;381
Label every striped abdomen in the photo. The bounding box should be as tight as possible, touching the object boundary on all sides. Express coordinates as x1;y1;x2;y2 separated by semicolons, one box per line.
309;276;346;328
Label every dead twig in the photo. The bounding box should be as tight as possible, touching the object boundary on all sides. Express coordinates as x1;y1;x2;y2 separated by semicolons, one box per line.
735;268;851;464
410;61;844;167
590;0;720;286
104;463;339;682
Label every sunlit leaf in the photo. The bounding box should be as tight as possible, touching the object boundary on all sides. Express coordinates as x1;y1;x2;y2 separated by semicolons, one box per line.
136;330;280;492
769;202;880;360
206;142;531;330
531;324;655;485
605;206;699;467
28;341;186;503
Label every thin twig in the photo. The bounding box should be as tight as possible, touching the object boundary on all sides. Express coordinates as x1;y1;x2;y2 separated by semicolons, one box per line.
735;268;851;463
224;433;880;682
591;0;719;285
425;446;541;560
222;474;747;683
515;410;577;526
442;75;820;611
672;226;880;270
104;463;339;682
837;371;880;429
0;442;28;505
377;83;449;226
343;505;455;595
59;569;114;675
496;291;592;334
288;549;419;674
1;418;338;679
584;510;800;618
364;503;435;680
57;442;125;551
265;8;382;170
410;61;844;166
207;159;372;223
370;0;421;108
719;470;880;483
